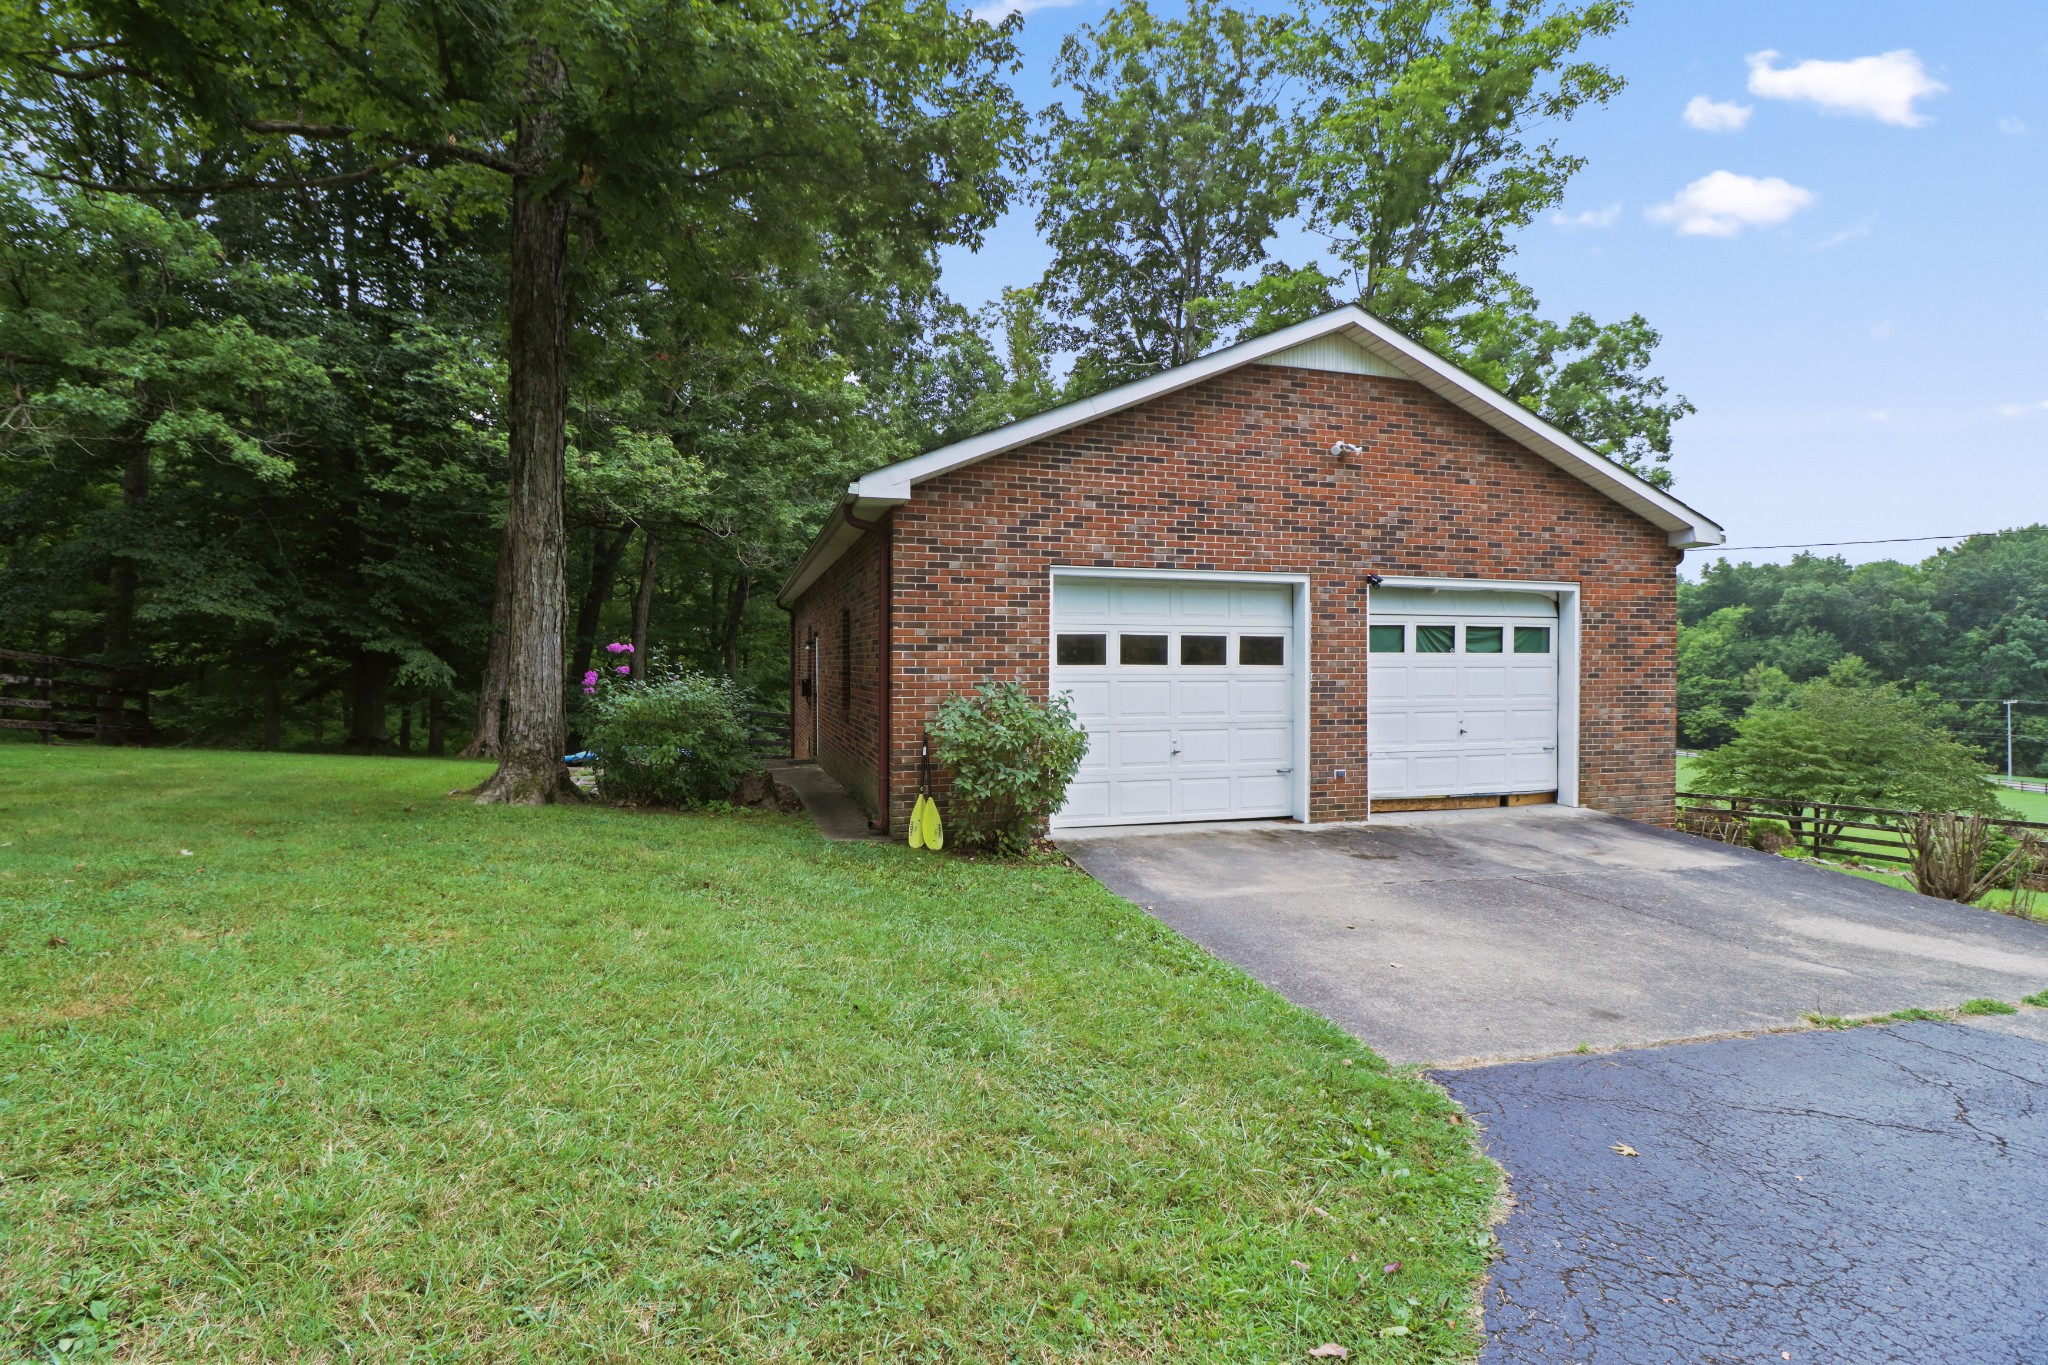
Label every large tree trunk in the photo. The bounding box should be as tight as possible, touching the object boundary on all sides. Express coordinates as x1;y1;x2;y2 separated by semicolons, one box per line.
721;573;751;679
459;528;514;758
427;693;446;757
347;652;393;752
475;55;580;805
630;527;659;680
103;447;149;659
262;667;282;751
571;523;633;683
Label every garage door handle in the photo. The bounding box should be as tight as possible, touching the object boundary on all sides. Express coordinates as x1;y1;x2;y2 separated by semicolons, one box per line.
1276;767;1293;775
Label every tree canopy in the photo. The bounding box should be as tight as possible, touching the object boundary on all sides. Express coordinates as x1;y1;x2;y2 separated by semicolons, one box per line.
1679;529;2048;772
0;0;1710;763
1690;659;2001;816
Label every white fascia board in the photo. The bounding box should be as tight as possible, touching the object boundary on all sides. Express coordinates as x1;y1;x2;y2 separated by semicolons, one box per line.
790;307;1722;605
774;496;899;608
1330;315;1725;550
853;305;1722;549
850;309;1387;503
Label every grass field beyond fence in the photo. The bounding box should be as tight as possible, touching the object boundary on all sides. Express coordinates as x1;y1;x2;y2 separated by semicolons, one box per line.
0;749;1495;1362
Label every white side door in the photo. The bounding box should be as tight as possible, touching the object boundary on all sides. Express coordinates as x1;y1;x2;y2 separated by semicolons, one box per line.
1052;578;1297;826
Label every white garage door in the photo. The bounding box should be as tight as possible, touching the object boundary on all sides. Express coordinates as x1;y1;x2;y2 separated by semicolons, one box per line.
1367;587;1560;800
1052;577;1298;827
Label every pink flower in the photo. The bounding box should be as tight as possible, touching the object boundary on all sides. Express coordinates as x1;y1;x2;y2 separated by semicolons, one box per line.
582;670;599;686
582;685;596;695
615;665;630;675
605;641;634;654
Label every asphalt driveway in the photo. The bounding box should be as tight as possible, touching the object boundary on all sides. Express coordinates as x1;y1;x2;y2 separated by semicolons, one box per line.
1063;806;2048;1362
1061;804;2048;1065
1437;1014;2048;1363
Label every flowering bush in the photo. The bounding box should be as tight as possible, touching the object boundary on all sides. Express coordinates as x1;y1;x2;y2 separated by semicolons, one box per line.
582;641;636;696
583;666;752;808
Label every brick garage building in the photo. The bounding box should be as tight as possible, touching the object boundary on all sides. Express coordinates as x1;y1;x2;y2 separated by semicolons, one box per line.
778;307;1722;835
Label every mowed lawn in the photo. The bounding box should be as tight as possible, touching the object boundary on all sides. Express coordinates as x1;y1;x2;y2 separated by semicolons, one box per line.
0;749;1496;1362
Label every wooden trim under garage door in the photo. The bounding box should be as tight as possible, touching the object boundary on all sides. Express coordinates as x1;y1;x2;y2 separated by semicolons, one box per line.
1372;791;1557;813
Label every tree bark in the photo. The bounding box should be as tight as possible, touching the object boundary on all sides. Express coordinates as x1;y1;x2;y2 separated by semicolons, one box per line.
631;527;660;680
103;446;149;664
475;50;580;804
571;523;633;683
721;573;751;679
263;669;282;751
347;652;393;752
427;693;446;757
459;527;514;758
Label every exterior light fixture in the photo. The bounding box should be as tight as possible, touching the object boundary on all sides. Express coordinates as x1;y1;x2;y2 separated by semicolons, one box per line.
1330;440;1365;459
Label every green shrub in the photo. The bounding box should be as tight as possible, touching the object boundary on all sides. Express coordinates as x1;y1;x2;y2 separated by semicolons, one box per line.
929;682;1089;855
1748;817;1792;853
585;671;752;808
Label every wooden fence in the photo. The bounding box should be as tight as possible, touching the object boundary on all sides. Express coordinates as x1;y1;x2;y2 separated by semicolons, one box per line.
743;708;792;762
0;648;152;745
1678;790;2048;868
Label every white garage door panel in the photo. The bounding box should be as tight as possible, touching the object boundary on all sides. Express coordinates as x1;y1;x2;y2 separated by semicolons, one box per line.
1369;587;1561;800
1053;577;1299;827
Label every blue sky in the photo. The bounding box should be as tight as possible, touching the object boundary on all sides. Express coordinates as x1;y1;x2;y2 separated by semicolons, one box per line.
936;1;2047;571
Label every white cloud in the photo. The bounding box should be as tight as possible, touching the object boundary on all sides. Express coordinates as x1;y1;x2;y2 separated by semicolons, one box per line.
1869;410;1891;422
1683;96;1753;132
1646;171;1816;237
1814;220;1873;249
1870;320;1896;339
1746;49;1946;126
1996;400;2048;418
1551;203;1621;230
1998;115;2028;135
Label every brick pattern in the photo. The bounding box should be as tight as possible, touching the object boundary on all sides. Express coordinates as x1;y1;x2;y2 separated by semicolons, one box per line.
790;526;885;817
790;364;1681;833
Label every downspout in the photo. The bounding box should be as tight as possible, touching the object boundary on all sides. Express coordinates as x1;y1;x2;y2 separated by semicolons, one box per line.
844;503;893;834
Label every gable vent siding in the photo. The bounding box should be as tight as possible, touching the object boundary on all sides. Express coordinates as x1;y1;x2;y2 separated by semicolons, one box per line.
1255;335;1405;379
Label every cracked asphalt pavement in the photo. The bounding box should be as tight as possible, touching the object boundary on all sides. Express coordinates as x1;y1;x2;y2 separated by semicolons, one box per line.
1436;1016;2048;1364
1060;808;2048;1361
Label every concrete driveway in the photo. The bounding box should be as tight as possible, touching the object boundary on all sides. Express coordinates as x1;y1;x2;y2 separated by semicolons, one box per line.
1060;804;2048;1065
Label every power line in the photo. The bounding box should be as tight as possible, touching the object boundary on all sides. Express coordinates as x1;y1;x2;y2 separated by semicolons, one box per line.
1701;533;1997;552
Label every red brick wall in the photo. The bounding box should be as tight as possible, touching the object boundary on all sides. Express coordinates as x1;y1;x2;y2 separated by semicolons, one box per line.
796;363;1681;832
790;525;886;817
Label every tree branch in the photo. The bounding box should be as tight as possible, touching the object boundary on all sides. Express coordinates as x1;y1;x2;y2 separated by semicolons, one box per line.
35;158;411;197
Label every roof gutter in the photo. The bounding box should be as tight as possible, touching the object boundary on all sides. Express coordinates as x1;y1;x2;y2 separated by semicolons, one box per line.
775;494;904;608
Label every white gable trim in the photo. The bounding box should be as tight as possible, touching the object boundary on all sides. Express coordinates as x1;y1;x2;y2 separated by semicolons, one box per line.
778;306;1721;605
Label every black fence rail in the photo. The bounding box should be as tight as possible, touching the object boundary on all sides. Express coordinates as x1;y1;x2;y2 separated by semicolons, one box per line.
743;707;792;761
1678;790;2048;868
0;648;151;745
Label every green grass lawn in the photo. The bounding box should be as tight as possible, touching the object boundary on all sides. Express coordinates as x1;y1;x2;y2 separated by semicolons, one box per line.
0;749;1496;1362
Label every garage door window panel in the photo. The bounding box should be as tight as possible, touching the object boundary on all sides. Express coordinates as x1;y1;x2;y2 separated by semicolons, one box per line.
1180;635;1227;666
1369;624;1405;653
1515;626;1552;654
1240;636;1285;666
1416;625;1455;653
1058;633;1106;665
1465;626;1503;653
1120;634;1169;666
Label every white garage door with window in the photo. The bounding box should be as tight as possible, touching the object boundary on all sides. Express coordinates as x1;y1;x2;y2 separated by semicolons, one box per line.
1051;576;1299;827
1367;587;1560;800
